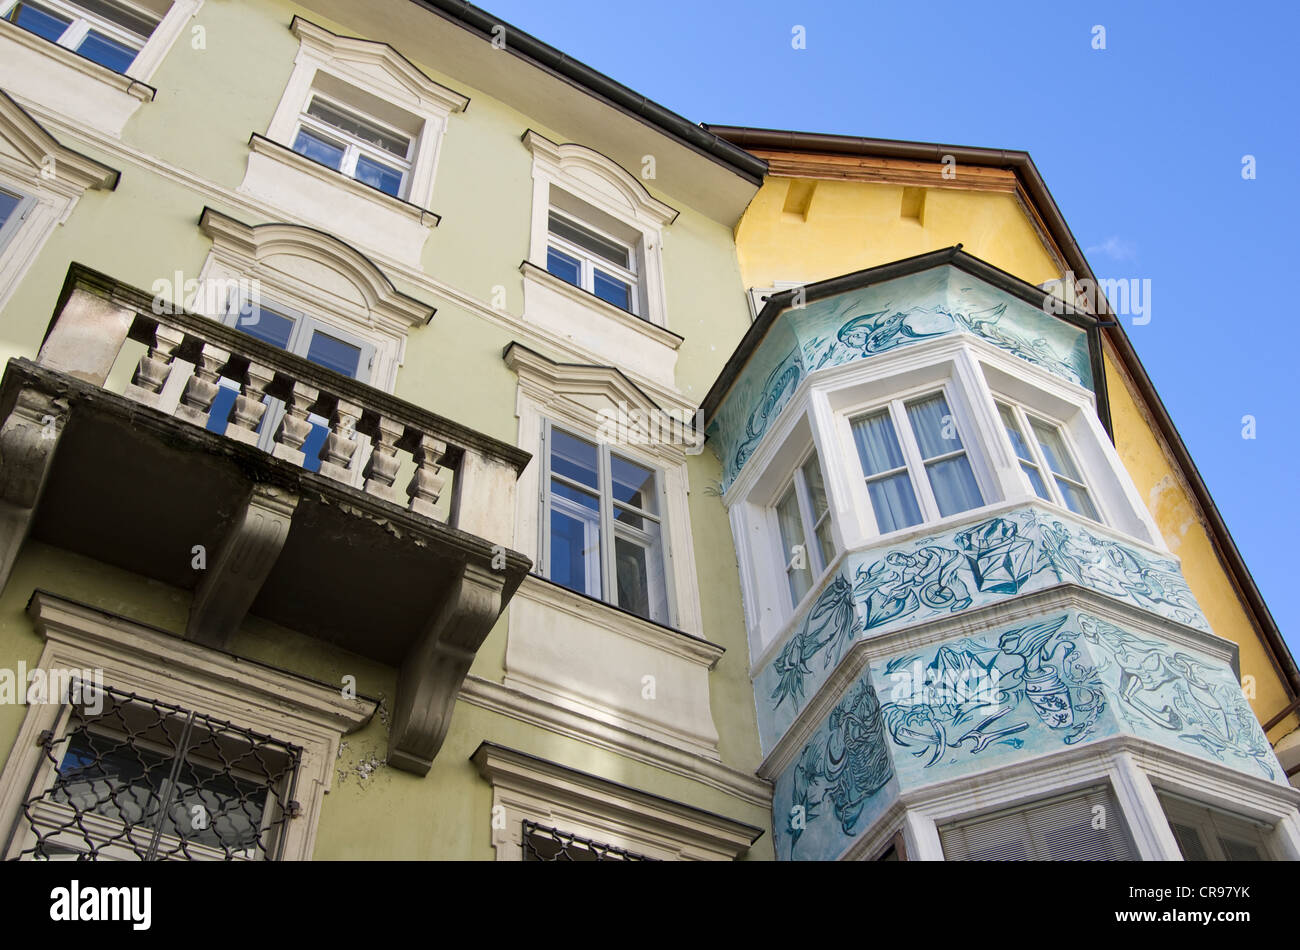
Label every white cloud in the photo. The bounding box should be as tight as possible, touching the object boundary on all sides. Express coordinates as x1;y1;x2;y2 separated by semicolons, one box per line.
1085;236;1137;261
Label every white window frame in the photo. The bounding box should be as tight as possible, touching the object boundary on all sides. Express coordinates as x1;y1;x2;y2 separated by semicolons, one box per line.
1159;792;1278;861
0;181;36;255
837;735;1300;861
994;396;1105;524
845;384;988;533
522;130;677;334
259;18;467;213
0;96;118;311
0;593;376;862
771;447;836;611
546;209;640;317
538;418;676;628
0;0;159;72
291;91;415;200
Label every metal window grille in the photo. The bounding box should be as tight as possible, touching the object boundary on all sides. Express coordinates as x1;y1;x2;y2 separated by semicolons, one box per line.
7;681;302;861
520;820;655;862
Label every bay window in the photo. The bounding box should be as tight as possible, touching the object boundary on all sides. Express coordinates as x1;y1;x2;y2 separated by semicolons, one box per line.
541;422;672;625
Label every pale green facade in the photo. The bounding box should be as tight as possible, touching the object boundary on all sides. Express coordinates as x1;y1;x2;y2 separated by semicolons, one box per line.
0;0;773;860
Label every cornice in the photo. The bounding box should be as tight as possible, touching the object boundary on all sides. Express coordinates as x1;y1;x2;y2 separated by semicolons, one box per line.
289;16;470;115
522;129;678;226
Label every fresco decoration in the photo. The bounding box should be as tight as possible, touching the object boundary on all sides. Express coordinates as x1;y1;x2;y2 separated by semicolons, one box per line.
770;574;860;711
783;678;894;860
878;615;1107;773
1077;613;1276;779
774;610;1280;860
732;348;803;476
708;266;1093;491
754;506;1209;754
1039;519;1203;630
804;302;1087;389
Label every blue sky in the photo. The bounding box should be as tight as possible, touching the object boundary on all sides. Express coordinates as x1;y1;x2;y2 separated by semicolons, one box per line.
480;0;1298;660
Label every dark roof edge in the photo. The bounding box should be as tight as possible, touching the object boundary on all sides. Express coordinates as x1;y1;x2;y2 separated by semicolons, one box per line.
707;125;1300;703
409;1;767;185
697;245;1099;425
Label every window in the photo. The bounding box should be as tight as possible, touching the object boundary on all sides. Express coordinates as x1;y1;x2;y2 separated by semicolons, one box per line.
10;681;301;861
522;131;677;339
292;93;413;199
215;291;375;468
0;183;34;253
521;820;655;862
774;451;835;607
1159;793;1274;861
0;0;160;73
850;390;983;535
540;422;672;625
996;400;1100;521
546;210;639;315
939;786;1136;861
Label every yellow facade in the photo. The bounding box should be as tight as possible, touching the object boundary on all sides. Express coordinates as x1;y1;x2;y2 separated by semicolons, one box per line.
732;171;1299;745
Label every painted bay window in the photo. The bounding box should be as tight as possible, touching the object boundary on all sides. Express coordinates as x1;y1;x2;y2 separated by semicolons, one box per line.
0;0;161;73
545;210;639;315
292;92;414;199
996;399;1100;521
850;389;983;535
541;422;672;625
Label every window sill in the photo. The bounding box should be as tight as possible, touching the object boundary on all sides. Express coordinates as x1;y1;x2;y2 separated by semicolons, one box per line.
520;260;683;351
0;20;156;138
0;21;157;102
521;572;722;666
247;134;440;227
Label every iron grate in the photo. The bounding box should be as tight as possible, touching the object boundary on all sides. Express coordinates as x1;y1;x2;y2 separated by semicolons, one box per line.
9;680;302;861
521;820;656;861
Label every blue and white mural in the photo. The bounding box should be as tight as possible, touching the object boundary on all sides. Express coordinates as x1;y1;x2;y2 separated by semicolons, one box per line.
708;267;1093;490
756;505;1208;752
773;609;1280;861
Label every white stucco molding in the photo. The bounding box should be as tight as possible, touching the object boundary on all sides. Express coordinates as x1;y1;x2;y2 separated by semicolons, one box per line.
0;90;118;312
196;207;434;393
471;741;763;861
842;734;1300;862
458;674;772;807
237;16;468;266
0;591;377;861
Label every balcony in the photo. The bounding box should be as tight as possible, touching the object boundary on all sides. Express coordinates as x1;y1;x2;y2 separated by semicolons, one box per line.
0;264;533;775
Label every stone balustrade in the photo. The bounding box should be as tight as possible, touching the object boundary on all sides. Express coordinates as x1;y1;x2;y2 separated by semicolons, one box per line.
35;264;530;548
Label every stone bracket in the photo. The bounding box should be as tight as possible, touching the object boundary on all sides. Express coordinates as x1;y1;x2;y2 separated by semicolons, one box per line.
0;387;69;597
186;482;299;649
388;562;505;775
